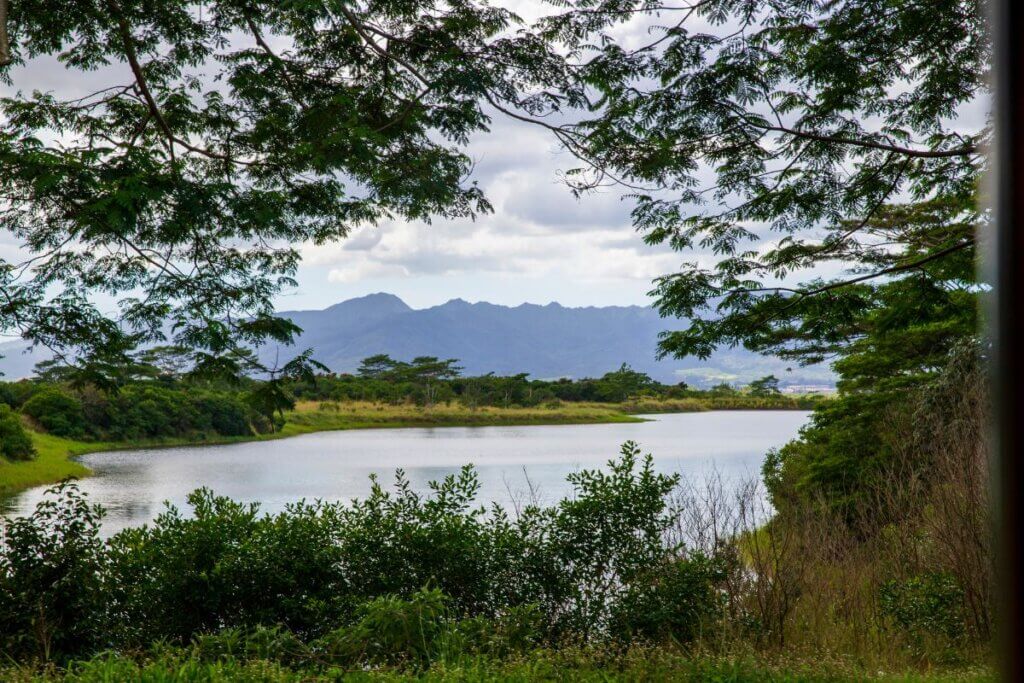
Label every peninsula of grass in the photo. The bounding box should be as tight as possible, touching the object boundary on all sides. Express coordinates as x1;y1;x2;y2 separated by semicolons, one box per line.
1;396;816;497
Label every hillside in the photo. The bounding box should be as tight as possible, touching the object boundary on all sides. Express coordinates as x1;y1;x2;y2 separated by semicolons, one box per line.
0;294;833;387
268;294;831;387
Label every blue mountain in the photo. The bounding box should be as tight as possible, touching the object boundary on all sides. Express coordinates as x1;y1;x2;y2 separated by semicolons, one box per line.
0;293;833;387
265;293;832;387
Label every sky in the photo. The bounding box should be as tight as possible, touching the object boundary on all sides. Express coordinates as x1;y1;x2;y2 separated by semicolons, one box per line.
0;2;989;315
286;1;680;311
0;1;694;314
291;111;678;311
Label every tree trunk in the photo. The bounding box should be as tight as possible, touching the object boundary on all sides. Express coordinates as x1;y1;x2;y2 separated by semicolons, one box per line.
0;0;11;66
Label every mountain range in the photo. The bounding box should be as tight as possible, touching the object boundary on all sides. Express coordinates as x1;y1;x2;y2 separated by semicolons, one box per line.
0;293;834;387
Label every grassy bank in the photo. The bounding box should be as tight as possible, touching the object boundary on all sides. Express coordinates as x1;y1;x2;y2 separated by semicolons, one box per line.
0;396;812;497
0;649;994;682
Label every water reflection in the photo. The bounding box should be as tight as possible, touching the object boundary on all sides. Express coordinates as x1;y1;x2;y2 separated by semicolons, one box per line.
5;411;808;536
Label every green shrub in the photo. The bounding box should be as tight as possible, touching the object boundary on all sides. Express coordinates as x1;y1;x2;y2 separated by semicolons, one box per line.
106;385;198;440
609;551;732;644
0;380;36;409
190;625;310;667
0;447;720;663
316;588;450;668
880;572;967;643
0;482;107;661
190;392;254;436
106;490;348;647
21;388;87;438
0;403;35;461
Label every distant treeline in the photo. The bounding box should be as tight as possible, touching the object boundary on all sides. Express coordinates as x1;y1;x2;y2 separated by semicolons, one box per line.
290;353;821;408
0;351;821;459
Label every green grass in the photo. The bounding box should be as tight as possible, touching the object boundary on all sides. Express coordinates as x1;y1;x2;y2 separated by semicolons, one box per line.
0;395;815;498
0;649;994;682
0;432;106;496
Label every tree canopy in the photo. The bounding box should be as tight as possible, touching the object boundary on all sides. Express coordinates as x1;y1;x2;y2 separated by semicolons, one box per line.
0;0;564;383
535;0;986;363
0;1;987;389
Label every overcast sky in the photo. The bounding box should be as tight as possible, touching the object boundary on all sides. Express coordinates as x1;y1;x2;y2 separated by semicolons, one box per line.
0;1;698;313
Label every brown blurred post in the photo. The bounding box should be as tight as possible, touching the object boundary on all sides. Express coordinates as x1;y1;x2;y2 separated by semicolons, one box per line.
991;0;1024;679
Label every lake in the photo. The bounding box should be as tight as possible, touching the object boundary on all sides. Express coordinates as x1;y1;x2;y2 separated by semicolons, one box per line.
4;411;809;536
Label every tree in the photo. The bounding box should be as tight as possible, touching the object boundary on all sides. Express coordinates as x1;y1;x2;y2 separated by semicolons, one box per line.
748;375;781;398
708;382;736;397
21;387;88;438
532;1;986;363
133;345;194;382
0;1;565;383
357;355;402;380
519;3;985;517
405;356;462;407
596;363;655;402
759;203;978;516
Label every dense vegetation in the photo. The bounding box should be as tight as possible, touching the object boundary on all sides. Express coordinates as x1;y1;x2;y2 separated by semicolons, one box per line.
0;440;991;680
0;0;993;679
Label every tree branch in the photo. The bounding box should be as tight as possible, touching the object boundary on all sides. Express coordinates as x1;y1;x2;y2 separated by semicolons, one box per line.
107;0;175;161
754;121;976;159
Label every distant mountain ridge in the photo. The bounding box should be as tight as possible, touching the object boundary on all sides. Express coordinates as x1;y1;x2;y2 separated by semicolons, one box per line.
266;293;832;387
0;293;834;387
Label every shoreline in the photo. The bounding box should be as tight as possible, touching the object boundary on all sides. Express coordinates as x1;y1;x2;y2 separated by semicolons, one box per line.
1;399;813;498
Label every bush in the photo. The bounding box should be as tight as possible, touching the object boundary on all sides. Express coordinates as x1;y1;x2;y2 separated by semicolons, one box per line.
0;403;34;461
106;490;348;647
190;392;254;437
0;380;36;409
0;483;107;661
880;572;967;643
0;446;696;661
316;588;451;668
21;387;87;438
106;385;198;440
609;551;732;644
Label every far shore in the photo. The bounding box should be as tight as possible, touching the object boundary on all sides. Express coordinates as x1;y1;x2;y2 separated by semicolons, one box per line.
1;397;816;498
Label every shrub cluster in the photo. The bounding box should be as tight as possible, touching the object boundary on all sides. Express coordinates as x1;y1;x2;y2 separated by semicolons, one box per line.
0;404;34;461
4;382;267;444
0;444;731;665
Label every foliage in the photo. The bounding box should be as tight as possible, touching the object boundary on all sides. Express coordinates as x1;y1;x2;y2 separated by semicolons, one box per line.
316;588;453;669
609;552;732;644
105;491;348;647
21;388;87;439
880;573;967;644
291;355;802;409
760;205;978;516
0;0;573;385
0;483;107;662
748;376;781;398
535;3;985;366
0;402;34;460
0;645;997;682
0;448;727;663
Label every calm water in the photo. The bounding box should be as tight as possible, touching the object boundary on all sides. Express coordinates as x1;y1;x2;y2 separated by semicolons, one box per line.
5;411;808;536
